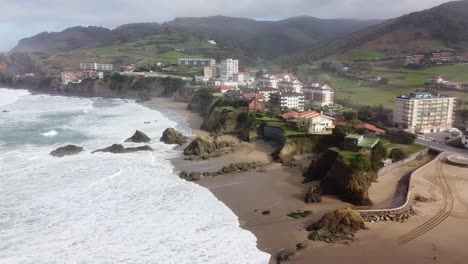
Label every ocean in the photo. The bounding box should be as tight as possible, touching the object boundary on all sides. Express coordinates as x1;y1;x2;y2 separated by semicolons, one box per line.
0;88;270;264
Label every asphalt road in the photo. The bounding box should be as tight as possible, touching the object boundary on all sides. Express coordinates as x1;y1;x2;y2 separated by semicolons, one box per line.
416;138;468;156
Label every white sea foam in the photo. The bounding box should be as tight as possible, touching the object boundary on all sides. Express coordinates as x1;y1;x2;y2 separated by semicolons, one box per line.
0;88;30;107
41;130;58;137
0;89;270;264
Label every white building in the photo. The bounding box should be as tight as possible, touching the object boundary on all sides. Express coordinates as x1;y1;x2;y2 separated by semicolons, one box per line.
257;74;279;88
255;88;277;102
178;58;216;67
282;111;335;135
270;92;305;111
393;92;456;134
80;62;113;71
233;72;250;82
303;83;335;108
220;59;239;81
277;79;303;94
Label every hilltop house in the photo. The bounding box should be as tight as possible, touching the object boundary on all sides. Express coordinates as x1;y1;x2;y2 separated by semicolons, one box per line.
248;98;265;112
281;110;335;135
344;134;380;153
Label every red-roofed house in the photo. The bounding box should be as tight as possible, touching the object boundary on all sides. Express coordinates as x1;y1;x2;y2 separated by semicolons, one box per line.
217;85;233;93
243;93;265;101
248;98;265;112
282;110;335;134
355;123;385;135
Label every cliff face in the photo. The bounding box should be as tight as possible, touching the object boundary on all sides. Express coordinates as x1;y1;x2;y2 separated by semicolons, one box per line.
201;106;251;139
305;149;376;206
277;136;329;163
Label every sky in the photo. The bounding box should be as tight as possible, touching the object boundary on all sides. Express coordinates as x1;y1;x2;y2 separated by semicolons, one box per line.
0;0;453;52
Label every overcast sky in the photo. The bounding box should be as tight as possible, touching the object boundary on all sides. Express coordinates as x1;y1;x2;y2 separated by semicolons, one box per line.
0;0;452;51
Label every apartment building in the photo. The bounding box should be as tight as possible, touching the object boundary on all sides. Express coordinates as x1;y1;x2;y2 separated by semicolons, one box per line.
178;58;216;67
393;92;456;134
203;65;220;78
270;92;305;111
303;83;335;108
80;62;113;71
220;59;239;81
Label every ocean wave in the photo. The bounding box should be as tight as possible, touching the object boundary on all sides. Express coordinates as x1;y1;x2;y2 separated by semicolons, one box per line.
0;88;30;107
41;130;58;137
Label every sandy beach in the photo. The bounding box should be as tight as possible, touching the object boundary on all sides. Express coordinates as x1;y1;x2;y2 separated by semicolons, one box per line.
144;97;468;264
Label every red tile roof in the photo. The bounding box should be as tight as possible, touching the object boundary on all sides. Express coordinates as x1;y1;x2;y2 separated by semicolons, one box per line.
355;123;385;134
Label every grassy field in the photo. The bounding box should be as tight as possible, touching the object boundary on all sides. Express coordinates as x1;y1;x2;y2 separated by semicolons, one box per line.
320;63;468;109
381;140;427;156
329;147;359;164
346;50;386;61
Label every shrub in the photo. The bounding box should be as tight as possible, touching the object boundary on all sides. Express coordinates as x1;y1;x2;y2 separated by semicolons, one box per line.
389;148;407;161
351;154;372;172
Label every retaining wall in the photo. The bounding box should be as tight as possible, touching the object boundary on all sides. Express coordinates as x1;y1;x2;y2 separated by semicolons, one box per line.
377;148;429;177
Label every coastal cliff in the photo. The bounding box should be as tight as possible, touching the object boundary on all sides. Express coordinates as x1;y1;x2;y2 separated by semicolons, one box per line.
305;148;376;205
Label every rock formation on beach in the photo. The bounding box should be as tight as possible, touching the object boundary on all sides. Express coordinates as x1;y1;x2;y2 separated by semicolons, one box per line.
125;130;151;143
305;185;322;203
178;162;267;181
50;145;84;157
307;208;366;243
183;135;236;158
92;144;153;154
160;128;187;145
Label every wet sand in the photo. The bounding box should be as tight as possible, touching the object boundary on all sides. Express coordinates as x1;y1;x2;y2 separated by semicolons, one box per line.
143;97;468;264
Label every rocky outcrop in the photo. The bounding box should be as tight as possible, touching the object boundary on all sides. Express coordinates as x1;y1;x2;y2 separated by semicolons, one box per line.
92;144;153;154
160;128;187;145
183;135;236;158
50;145;84;157
178;162;267;182
307;208;366;243
305;185;322;203
360;208;417;223
125;130;151;143
287;210;312;219
179;171;203;182
305;149;376;206
277;249;295;264
276;136;326;164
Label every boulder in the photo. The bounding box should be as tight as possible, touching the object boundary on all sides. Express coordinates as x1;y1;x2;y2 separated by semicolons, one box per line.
92;144;153;154
179;171;203;181
307;208;366;243
125;130;151;143
277;249;296;264
160;128;187;145
305;185;322;203
287;210;312;219
50;145;84;157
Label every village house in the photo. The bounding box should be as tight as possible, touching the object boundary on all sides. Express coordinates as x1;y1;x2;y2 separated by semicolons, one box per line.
122;64;134;72
248;97;265;112
343;133;380;153
60;70;103;85
281;110;335;135
303;83;335;108
404;54;425;65
80;62;113;72
257;74;280;88
270;92;305;111
354;123;386;135
277;78;303;94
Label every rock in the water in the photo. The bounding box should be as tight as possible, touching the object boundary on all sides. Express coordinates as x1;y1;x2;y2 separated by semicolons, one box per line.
92;144;153;154
160;128;187;145
50;145;84;157
305;185;322;203
125;130;151;143
2;110;9;113
179;171;203;181
307;208;366;243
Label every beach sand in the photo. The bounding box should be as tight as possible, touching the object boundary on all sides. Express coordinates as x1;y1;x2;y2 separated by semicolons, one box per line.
144;97;468;264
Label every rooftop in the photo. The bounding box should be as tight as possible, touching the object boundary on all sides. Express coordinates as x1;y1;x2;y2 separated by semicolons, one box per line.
345;133;363;140
397;92;455;100
358;137;380;149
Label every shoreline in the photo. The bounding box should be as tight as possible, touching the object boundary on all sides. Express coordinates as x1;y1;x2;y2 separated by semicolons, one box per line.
142;96;468;264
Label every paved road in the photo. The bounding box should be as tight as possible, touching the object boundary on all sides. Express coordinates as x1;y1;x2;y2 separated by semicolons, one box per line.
416;138;468;156
120;71;192;81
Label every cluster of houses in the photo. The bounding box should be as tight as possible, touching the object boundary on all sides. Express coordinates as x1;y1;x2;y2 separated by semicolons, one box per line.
403;51;455;66
430;75;465;90
60;62;114;85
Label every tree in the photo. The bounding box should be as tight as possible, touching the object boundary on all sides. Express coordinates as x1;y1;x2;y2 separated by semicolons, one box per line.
358;106;373;122
352;154;372;172
343;111;357;122
371;141;387;169
389;148;407;161
332;125;354;146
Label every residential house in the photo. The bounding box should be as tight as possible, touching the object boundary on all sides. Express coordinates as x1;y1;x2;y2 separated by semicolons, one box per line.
270;92;305;111
431;76;446;84
344;133;380;152
204;64;220;79
122;64;134;72
257;74;279;88
303;83;335;108
255;88;277;102
281;110;335;135
277;78;303;94
354;123;386;135
444;82;463;90
233;72;250;82
217;85;233;94
248;98;265;112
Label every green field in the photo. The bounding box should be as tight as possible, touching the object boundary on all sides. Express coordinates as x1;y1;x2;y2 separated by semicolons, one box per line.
329;147;359;165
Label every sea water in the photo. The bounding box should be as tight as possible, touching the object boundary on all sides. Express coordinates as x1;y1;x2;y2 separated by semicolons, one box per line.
0;88;270;264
